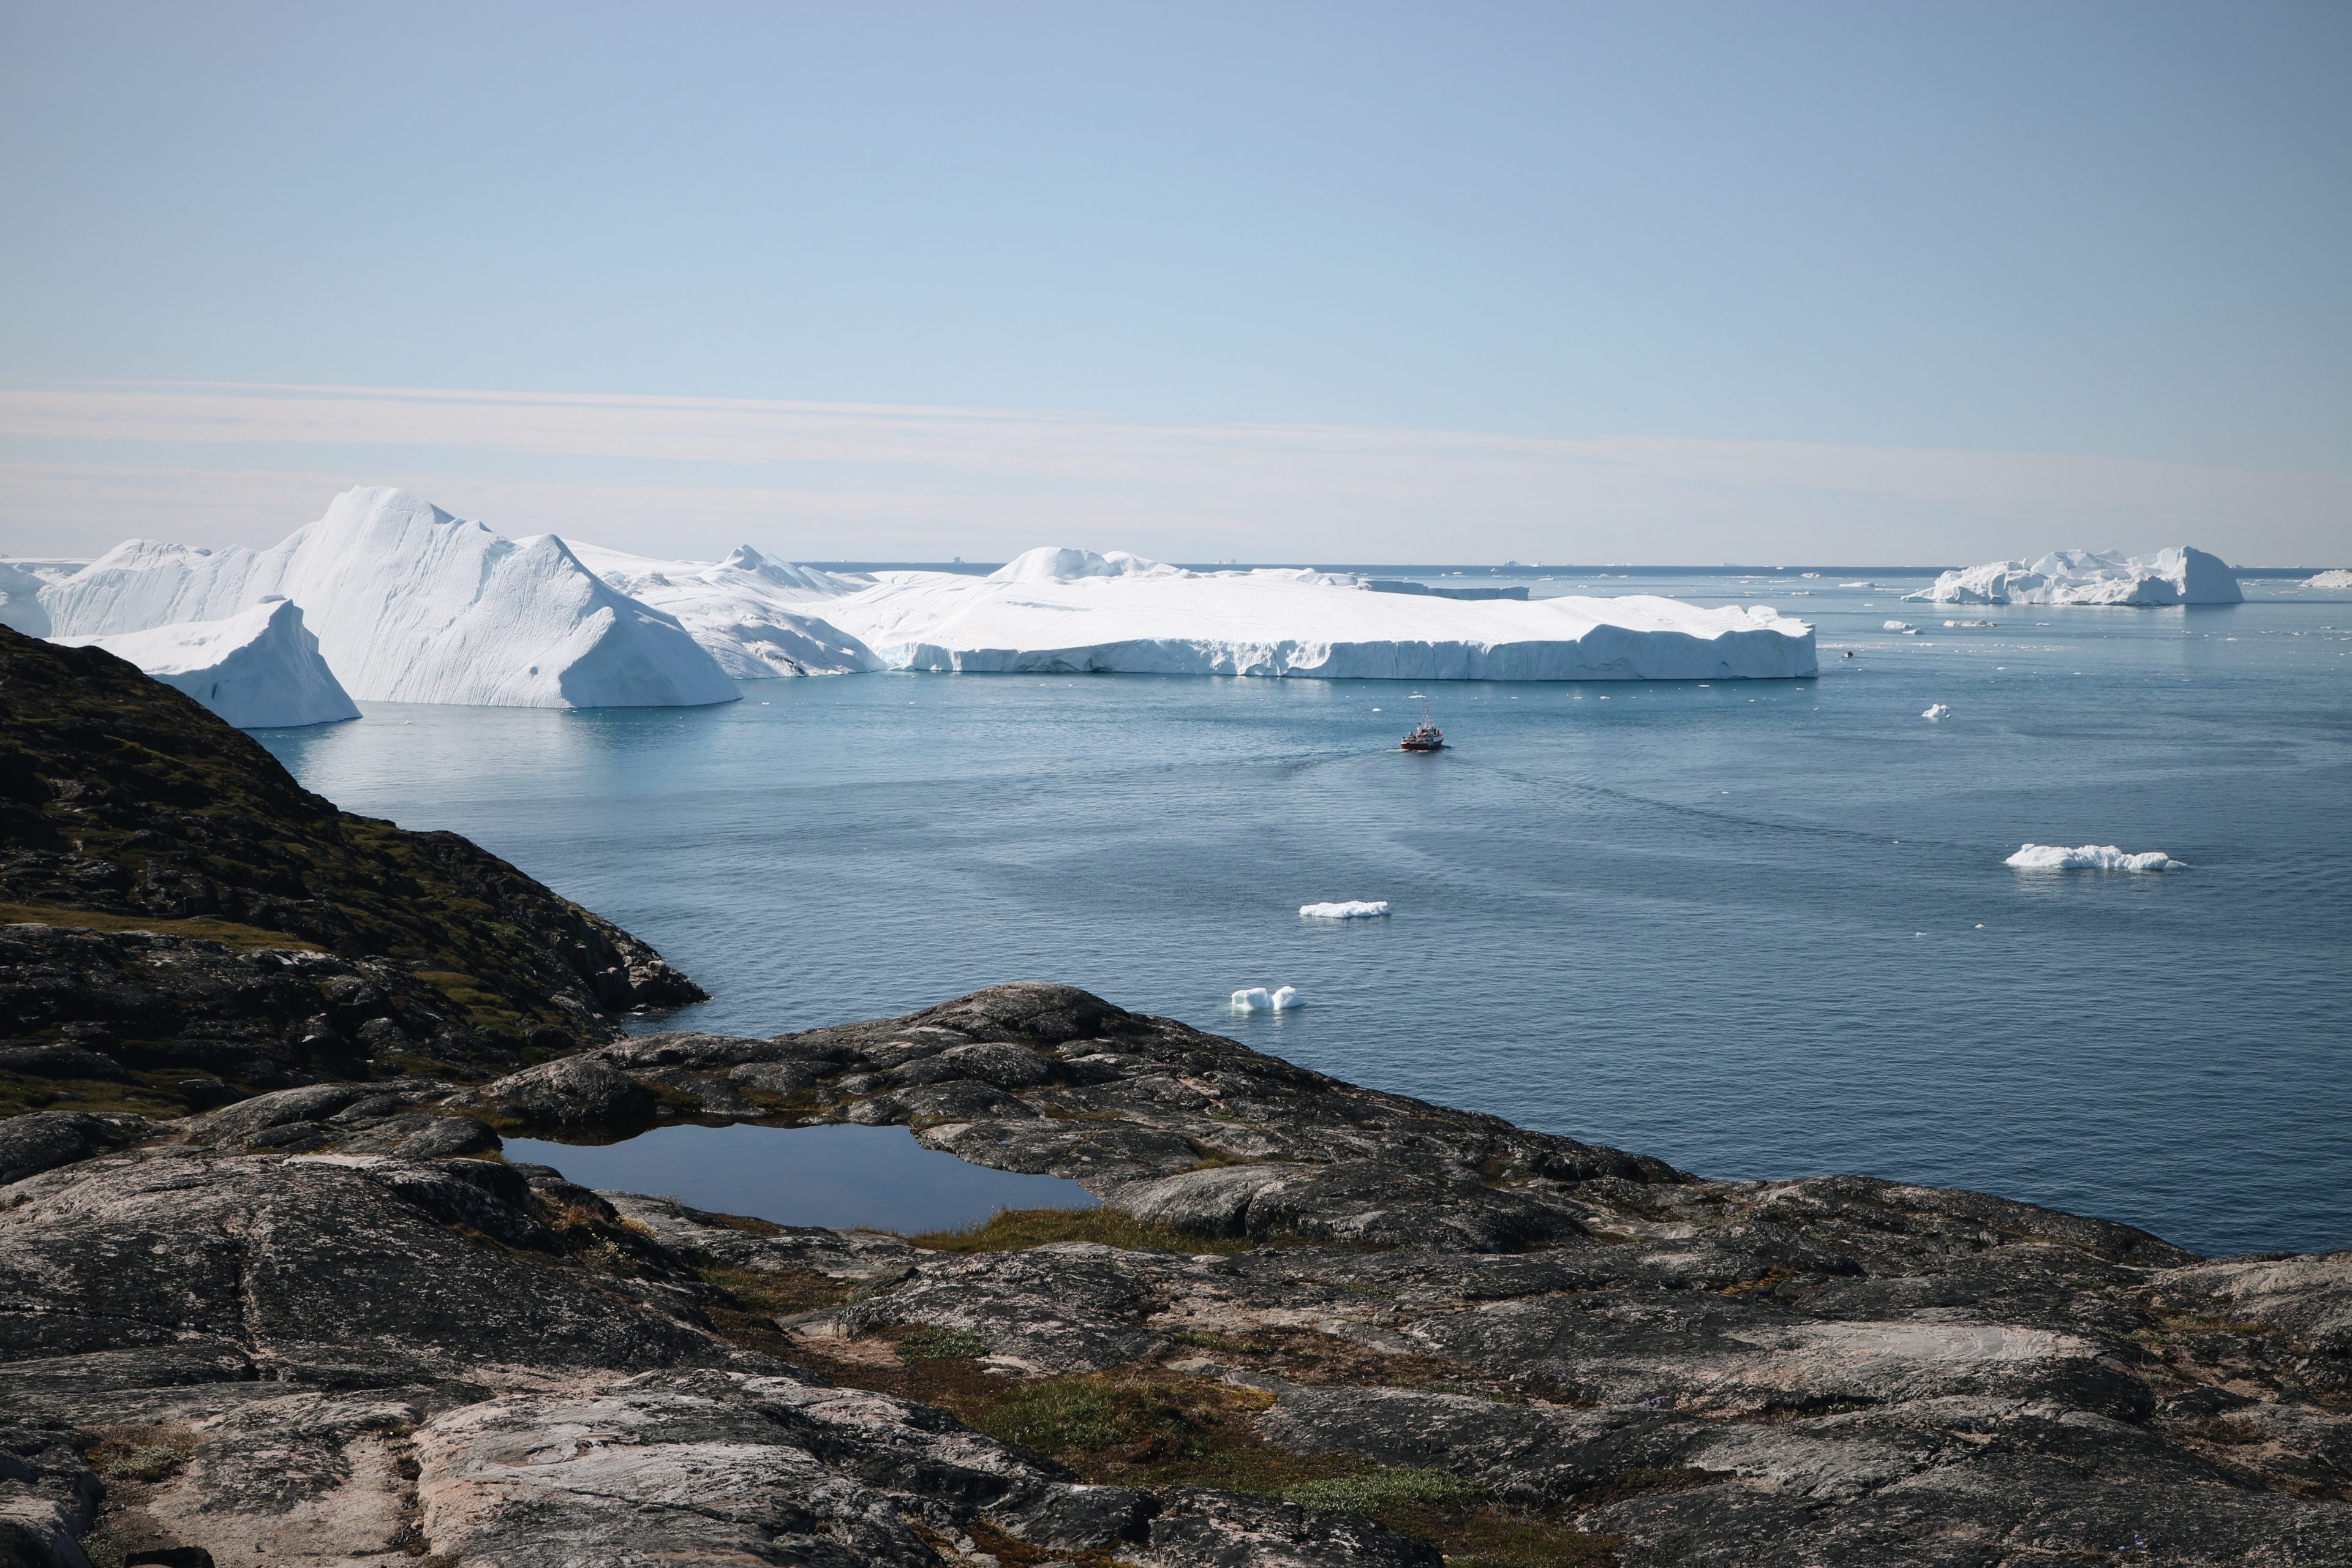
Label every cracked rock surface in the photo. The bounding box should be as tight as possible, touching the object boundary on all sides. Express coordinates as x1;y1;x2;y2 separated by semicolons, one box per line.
2;984;2346;1565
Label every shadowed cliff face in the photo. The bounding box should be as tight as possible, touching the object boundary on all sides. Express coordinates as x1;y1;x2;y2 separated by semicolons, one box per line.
0;625;703;1115
5;984;2344;1567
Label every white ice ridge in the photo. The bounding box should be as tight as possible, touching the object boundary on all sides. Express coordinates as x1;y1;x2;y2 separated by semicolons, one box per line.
1230;986;1303;1012
56;599;358;729
0;558;85;636
2305;570;2352;590
1906;547;2242;606
820;546;1817;682
570;541;883;679
39;488;739;709
2005;843;2185;872
1300;900;1390;919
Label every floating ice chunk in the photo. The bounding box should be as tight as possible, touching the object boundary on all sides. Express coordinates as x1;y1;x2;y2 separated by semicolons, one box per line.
1907;546;2241;606
2005;843;2185;872
821;551;1817;682
1231;987;1273;1011
1922;704;1951;720
1270;986;1302;1011
1943;619;1996;628
2305;569;2352;590
42;488;739;709
1883;620;1912;631
55;598;358;728
1299;900;1391;919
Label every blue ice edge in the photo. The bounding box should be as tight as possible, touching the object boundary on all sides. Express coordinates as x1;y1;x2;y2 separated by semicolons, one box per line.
503;1121;1098;1234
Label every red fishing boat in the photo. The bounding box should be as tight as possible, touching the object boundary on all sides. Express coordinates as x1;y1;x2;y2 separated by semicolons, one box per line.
1400;715;1445;751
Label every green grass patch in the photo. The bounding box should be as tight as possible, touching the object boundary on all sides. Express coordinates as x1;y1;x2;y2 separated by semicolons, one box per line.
896;1325;992;1360
1281;1466;1484;1512
905;1205;1251;1255
1;901;320;951
978;1374;1208;1455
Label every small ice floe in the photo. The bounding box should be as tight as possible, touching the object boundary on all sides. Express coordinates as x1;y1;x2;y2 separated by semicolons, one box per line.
1922;704;1952;720
1884;620;1912;631
1299;900;1391;919
2005;843;2185;872
1231;986;1304;1012
1944;619;1996;628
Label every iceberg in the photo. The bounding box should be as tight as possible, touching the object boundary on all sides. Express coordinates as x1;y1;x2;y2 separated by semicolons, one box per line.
0;558;83;635
2005;843;2185;872
1906;547;2242;606
40;488;739;709
55;598;358;729
1229;985;1303;1012
2304;569;2352;590
820;546;1816;682
1922;704;1951;720
571;542;883;679
1300;900;1390;919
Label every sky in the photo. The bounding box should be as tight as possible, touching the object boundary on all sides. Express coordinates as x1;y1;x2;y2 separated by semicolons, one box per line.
2;1;2347;565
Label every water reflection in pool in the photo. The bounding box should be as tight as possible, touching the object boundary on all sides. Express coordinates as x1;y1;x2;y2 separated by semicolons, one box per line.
503;1122;1098;1233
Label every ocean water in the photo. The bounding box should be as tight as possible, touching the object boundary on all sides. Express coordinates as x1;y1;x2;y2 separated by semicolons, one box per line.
261;575;2352;1257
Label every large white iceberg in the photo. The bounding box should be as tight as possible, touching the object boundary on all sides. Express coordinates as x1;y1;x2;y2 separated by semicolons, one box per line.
40;488;738;709
0;558;83;635
1906;547;2242;606
821;547;1815;681
2305;569;2352;590
570;542;882;679
2005;843;2185;872
55;598;359;729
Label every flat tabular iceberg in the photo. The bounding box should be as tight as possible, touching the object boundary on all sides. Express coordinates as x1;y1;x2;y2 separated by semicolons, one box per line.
41;488;738;709
820;547;1816;682
56;598;358;728
1907;547;2242;606
2005;843;2184;872
1300;900;1390;919
571;542;881;678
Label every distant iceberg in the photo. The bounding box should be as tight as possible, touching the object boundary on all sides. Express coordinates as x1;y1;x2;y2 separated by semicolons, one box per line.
40;488;739;709
2305;569;2352;590
1300;900;1390;919
571;541;883;679
2005;843;2185;872
1922;704;1951;720
0;558;83;635
1230;986;1303;1011
820;546;1817;682
1907;547;2242;606
56;598;358;729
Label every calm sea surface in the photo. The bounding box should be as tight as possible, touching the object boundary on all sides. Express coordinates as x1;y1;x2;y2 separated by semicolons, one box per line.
261;574;2352;1256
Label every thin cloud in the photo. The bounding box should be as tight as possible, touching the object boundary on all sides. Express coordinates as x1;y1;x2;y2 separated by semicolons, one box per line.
2;380;2343;564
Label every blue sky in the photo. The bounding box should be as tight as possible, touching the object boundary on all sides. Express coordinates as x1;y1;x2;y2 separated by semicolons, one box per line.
2;2;2346;563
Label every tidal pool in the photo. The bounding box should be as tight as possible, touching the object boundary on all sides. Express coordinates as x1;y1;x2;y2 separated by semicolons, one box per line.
503;1121;1098;1233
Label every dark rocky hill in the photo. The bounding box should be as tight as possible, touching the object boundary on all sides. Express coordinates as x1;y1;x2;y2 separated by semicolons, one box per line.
0;625;701;1116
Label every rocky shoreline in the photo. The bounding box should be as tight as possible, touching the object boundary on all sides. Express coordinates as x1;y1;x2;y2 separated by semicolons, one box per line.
4;982;2347;1567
